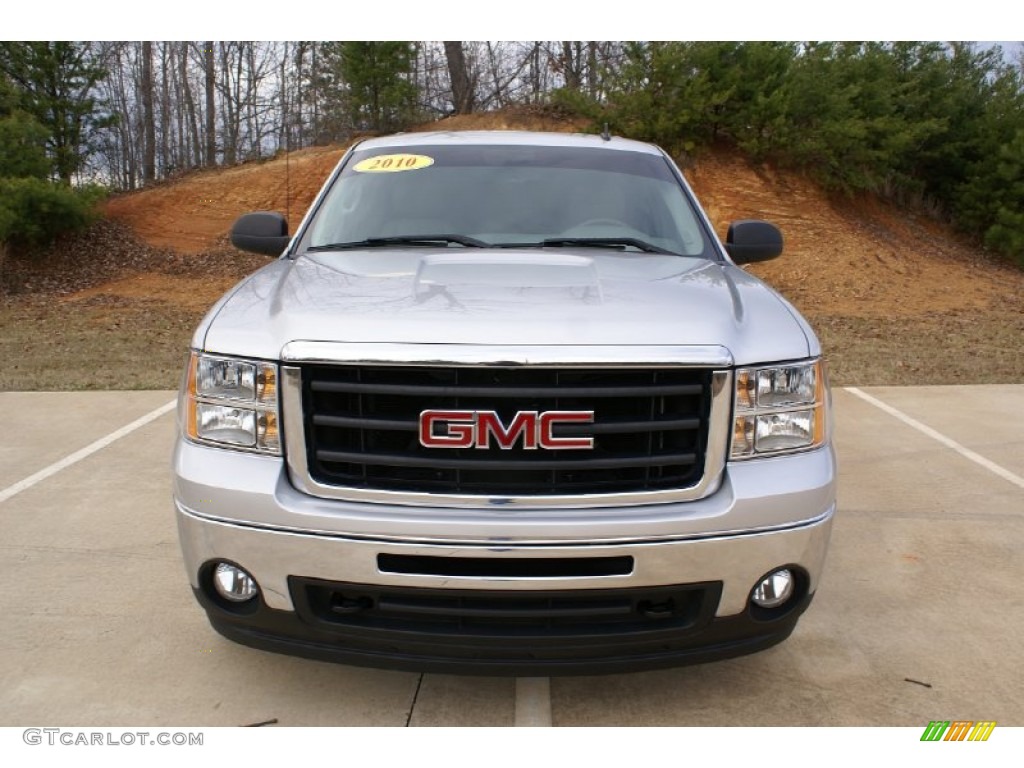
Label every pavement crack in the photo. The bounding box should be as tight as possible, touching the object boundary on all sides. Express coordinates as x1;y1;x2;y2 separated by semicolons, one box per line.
404;673;424;727
904;677;933;688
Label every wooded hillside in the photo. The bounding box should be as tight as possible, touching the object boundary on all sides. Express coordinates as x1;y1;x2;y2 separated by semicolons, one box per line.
1;41;1022;263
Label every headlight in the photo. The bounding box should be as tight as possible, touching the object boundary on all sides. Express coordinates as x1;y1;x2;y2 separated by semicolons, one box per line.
731;360;827;459
183;352;280;454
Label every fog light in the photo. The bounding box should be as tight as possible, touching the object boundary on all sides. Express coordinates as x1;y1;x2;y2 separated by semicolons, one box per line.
212;562;258;603
751;568;794;609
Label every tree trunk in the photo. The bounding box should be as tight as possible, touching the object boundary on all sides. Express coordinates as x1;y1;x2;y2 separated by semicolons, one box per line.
587;41;598;97
205;41;215;167
246;42;260;160
295;42;305;146
141;40;155;183
168;43;182;170
182;42;201;168
310;43;318;141
279;41;289;151
444;41;473;114
219;42;239;165
529;43;541;103
111;43;135;189
161;42;171;175
561;41;582;91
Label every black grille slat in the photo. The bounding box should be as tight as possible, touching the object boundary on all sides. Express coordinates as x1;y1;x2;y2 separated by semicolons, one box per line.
376;598;634;620
313;414;417;431
377;554;633;577
315;449;697;470
301;364;712;496
310;380;704;398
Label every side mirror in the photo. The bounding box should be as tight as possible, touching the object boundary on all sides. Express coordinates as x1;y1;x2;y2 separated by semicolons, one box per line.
230;211;290;256
724;220;783;264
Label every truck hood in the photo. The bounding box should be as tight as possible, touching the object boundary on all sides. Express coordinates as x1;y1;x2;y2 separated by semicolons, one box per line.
197;249;814;365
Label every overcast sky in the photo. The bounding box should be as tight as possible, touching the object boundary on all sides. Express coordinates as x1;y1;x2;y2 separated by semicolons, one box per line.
991;41;1022;62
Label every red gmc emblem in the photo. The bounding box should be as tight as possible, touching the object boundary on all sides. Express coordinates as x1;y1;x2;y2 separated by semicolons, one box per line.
419;410;595;450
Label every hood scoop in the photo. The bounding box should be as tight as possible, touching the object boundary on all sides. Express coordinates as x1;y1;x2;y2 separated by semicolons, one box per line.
413;252;601;296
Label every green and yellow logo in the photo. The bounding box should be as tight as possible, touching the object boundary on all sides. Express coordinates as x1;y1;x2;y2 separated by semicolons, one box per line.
920;721;996;741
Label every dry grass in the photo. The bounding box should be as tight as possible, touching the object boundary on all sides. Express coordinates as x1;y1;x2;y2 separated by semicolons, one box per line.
808;310;1024;386
0;295;204;391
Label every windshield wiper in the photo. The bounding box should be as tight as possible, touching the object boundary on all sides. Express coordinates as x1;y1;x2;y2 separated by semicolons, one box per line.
306;234;489;252
536;237;679;255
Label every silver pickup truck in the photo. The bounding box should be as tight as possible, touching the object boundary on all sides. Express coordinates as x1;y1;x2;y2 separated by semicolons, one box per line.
172;130;836;675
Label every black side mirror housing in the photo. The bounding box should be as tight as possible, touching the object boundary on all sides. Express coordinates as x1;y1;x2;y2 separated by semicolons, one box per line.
230;211;290;256
724;220;783;264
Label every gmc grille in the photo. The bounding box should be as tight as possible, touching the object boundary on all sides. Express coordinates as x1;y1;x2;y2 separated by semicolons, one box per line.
298;364;713;497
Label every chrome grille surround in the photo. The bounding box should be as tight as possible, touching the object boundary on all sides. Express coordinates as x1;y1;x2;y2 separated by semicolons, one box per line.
280;342;733;509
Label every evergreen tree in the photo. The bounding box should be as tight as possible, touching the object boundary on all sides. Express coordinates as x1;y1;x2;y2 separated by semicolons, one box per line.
322;41;418;133
0;74;101;250
561;40;1023;261
0;42;113;183
0;77;50;179
982;129;1024;264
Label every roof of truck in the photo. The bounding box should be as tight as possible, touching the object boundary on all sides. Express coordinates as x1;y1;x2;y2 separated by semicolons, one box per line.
354;130;663;155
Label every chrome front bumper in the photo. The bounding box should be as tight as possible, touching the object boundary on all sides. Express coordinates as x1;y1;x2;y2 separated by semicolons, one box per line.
176;503;833;617
173;437;835;673
173;438;835;616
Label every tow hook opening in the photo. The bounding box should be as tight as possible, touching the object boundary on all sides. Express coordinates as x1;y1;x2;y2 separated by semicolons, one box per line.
637;598;677;619
330;594;374;616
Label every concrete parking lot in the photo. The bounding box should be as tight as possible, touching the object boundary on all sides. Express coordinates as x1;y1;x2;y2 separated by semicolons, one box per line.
0;386;1021;726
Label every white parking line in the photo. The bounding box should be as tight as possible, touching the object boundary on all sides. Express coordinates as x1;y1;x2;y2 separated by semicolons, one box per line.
514;677;553;726
0;399;177;505
845;387;1024;490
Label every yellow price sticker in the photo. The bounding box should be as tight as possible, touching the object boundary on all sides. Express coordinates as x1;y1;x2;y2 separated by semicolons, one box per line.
353;154;434;173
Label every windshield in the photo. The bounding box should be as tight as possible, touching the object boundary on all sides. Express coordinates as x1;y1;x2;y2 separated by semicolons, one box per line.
302;144;714;257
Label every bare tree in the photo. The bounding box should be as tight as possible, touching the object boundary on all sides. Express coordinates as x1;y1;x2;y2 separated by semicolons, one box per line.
160;42;171;174
141;40;155;182
204;41;215;166
179;43;201;167
278;41;289;150
218;42;238;165
476;42;543;109
444;41;474;114
560;41;584;92
526;42;545;103
587;41;599;97
82;39;634;190
98;42;136;189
